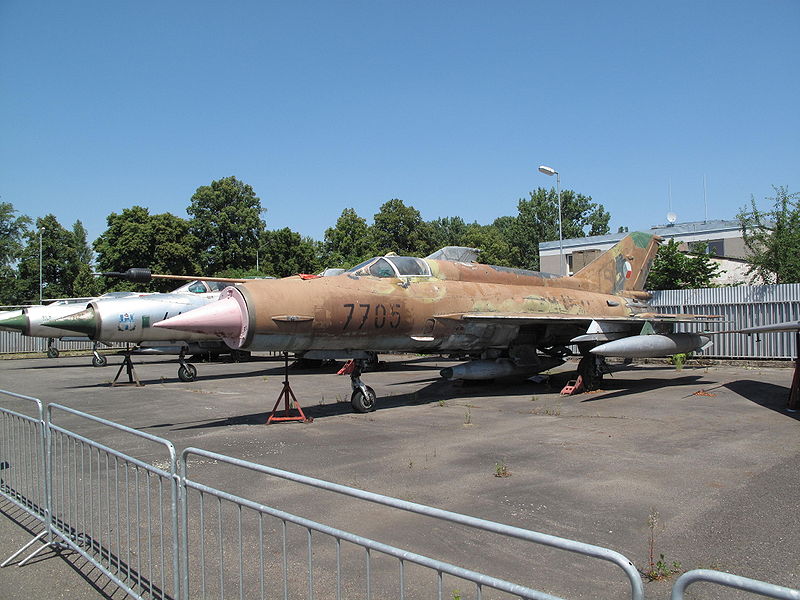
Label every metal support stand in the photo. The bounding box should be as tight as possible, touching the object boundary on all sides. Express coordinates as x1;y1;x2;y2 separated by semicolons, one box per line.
111;348;143;387
267;353;311;424
788;331;799;411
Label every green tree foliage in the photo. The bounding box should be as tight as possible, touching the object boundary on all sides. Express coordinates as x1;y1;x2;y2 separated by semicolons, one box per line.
370;199;434;256
261;228;322;277
94;206;199;292
16;215;81;302
461;221;515;267
72;220;93;265
0;202;31;304
188;176;265;274
737;186;800;284
507;188;611;271
647;239;722;290
428;216;470;249
323;208;375;268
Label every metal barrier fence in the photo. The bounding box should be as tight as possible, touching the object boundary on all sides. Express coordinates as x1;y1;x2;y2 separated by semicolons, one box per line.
0;330;118;355
179;447;643;600
0;391;46;525
671;569;800;599
44;403;180;600
1;390;796;599
651;284;800;359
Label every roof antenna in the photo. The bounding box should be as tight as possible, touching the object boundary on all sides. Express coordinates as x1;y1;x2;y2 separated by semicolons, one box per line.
703;174;708;223
666;180;676;226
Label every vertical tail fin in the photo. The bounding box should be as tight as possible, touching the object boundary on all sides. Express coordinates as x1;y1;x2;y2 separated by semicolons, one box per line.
572;232;661;295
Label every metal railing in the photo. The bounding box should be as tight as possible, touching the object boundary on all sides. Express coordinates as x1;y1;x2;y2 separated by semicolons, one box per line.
44;403;180;600
179;447;642;600
671;569;800;599
1;389;797;599
0;391;46;524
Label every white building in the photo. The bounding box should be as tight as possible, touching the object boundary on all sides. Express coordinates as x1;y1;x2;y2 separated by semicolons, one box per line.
538;219;753;284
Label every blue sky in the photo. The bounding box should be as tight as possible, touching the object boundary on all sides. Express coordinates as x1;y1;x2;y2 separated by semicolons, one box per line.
1;1;798;247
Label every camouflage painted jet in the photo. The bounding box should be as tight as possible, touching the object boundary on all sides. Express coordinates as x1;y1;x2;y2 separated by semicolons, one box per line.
152;232;717;411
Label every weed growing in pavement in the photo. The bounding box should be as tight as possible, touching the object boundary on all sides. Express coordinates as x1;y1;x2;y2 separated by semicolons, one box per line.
464;407;471;425
494;461;510;478
644;508;681;580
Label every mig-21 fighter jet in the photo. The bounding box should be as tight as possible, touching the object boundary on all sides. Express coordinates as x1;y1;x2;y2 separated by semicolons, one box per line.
152;232;719;411
39;279;244;380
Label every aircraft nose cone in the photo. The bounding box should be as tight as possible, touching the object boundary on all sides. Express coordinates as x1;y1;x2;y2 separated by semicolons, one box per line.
0;313;27;333
44;308;98;337
153;295;248;348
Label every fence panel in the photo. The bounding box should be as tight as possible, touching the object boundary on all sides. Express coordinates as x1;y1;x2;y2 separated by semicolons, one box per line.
44;403;180;600
650;284;800;359
0;391;45;523
670;569;800;599
179;447;643;600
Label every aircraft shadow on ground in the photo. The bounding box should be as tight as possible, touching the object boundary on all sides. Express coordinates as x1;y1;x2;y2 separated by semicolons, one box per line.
61;357;458;390
576;372;709;403
145;373;568;431
723;379;799;420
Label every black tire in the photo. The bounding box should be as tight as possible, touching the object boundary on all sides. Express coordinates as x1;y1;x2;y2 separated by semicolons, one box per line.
577;355;602;391
350;386;376;413
178;364;198;382
47;347;59;359
92;354;107;367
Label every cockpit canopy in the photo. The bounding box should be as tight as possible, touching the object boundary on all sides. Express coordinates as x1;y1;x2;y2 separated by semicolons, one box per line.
346;256;431;278
173;280;234;294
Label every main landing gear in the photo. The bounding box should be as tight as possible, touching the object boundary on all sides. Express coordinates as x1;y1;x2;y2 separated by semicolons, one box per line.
577;353;609;391
349;359;376;413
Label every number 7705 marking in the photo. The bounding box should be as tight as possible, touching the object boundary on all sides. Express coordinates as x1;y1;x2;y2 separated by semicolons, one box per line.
342;303;401;329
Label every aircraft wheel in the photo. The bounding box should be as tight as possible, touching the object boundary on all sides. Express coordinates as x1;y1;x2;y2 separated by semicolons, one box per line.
350;386;376;413
47;347;59;359
577;355;602;391
231;350;250;363
178;364;198;382
92;354;107;367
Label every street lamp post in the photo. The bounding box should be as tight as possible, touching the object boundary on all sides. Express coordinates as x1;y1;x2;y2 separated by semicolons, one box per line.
538;165;564;275
39;227;43;304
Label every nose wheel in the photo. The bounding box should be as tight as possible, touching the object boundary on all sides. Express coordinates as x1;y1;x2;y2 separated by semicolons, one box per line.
177;347;198;382
349;360;377;412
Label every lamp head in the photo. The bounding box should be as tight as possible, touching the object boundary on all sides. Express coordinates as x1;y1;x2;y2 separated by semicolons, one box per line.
538;165;557;176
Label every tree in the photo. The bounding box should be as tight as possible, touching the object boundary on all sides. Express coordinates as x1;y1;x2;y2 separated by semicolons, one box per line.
647;239;721;290
428;216;470;250
261;228;322;277
188;176;265;274
737;186;800;284
323;208;374;268
16;215;82;301
369;199;434;256
461;221;515;267
506;188;611;270
0;202;31;304
72;220;93;265
94;206;199;292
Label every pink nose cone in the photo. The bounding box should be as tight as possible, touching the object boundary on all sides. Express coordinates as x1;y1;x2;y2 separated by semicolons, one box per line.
153;296;247;346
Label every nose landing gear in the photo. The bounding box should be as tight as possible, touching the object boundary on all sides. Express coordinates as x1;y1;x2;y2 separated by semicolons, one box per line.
349;359;376;413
